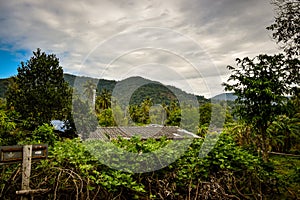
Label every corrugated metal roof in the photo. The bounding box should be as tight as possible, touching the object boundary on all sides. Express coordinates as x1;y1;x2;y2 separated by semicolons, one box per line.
88;125;200;140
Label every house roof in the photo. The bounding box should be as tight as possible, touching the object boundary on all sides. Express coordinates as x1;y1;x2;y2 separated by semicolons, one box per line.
88;125;200;140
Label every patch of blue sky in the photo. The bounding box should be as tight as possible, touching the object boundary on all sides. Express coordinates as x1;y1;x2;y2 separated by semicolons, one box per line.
0;48;29;78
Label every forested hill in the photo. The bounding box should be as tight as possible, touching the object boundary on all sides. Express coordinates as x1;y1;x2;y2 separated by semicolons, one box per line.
0;73;208;104
63;74;208;105
0;78;12;98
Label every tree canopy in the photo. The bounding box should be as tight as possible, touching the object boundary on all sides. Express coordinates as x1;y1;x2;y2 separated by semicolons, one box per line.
267;0;300;58
223;0;300;160
223;54;299;160
6;48;72;129
224;54;293;123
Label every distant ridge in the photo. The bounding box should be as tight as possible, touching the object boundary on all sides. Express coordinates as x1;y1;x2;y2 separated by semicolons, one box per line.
63;73;117;93
112;76;205;106
0;73;208;105
67;74;207;105
211;93;237;101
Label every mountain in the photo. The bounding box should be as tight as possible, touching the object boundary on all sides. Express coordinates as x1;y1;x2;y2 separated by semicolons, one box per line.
0;78;12;98
111;76;206;106
211;93;237;101
63;73;117;94
0;74;208;105
69;74;207;106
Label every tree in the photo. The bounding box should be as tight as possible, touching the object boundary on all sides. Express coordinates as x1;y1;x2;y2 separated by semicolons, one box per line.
199;103;212;127
6;48;72;129
95;88;112;112
97;108;116;127
140;97;152;124
165;101;181;126
223;54;298;160
129;104;141;124
267;0;300;58
267;0;300;95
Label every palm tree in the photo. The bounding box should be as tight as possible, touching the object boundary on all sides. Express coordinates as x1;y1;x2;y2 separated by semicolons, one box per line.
95;89;112;113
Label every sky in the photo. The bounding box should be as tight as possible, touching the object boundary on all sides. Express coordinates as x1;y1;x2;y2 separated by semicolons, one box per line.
0;0;281;98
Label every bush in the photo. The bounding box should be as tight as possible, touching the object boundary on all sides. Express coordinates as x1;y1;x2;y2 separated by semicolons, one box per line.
0;133;283;199
0;110;16;145
31;123;57;146
10;123;58;146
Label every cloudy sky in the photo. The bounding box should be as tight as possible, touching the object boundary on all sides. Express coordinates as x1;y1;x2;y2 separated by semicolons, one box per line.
0;0;281;97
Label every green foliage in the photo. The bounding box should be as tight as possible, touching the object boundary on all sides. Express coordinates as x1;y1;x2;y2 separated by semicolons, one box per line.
39;139;145;198
164;101;181;126
129;82;179;105
0;110;15;133
113;136;170;153
14;123;58;146
224;54;293;124
83;134;280;199
268;114;300;153
266;0;300;95
129;98;153;125
95;89;127;127
139;97;152;124
6;48;72;129
85;136;186;174
32;123;57;146
64;73;117;95
1;0;299;198
228;110;300;155
0;132;296;199
222;0;300;163
95;88;112;111
267;0;300;58
223;54;299;160
0;110;16;145
0;78;11;98
270;155;300;199
97;108;116;127
199;103;212;127
171;133;281;199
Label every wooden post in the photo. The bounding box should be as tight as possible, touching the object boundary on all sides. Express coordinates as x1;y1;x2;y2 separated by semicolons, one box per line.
21;145;32;200
1;144;48;199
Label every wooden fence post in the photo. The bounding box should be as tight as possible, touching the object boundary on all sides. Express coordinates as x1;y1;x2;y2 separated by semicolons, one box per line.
21;145;32;200
1;144;48;199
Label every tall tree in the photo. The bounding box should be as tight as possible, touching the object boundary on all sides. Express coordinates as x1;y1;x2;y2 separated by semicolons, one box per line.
6;48;72;129
223;54;298;160
267;0;300;96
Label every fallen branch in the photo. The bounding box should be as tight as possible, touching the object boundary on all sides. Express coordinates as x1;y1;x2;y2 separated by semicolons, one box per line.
16;188;50;195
